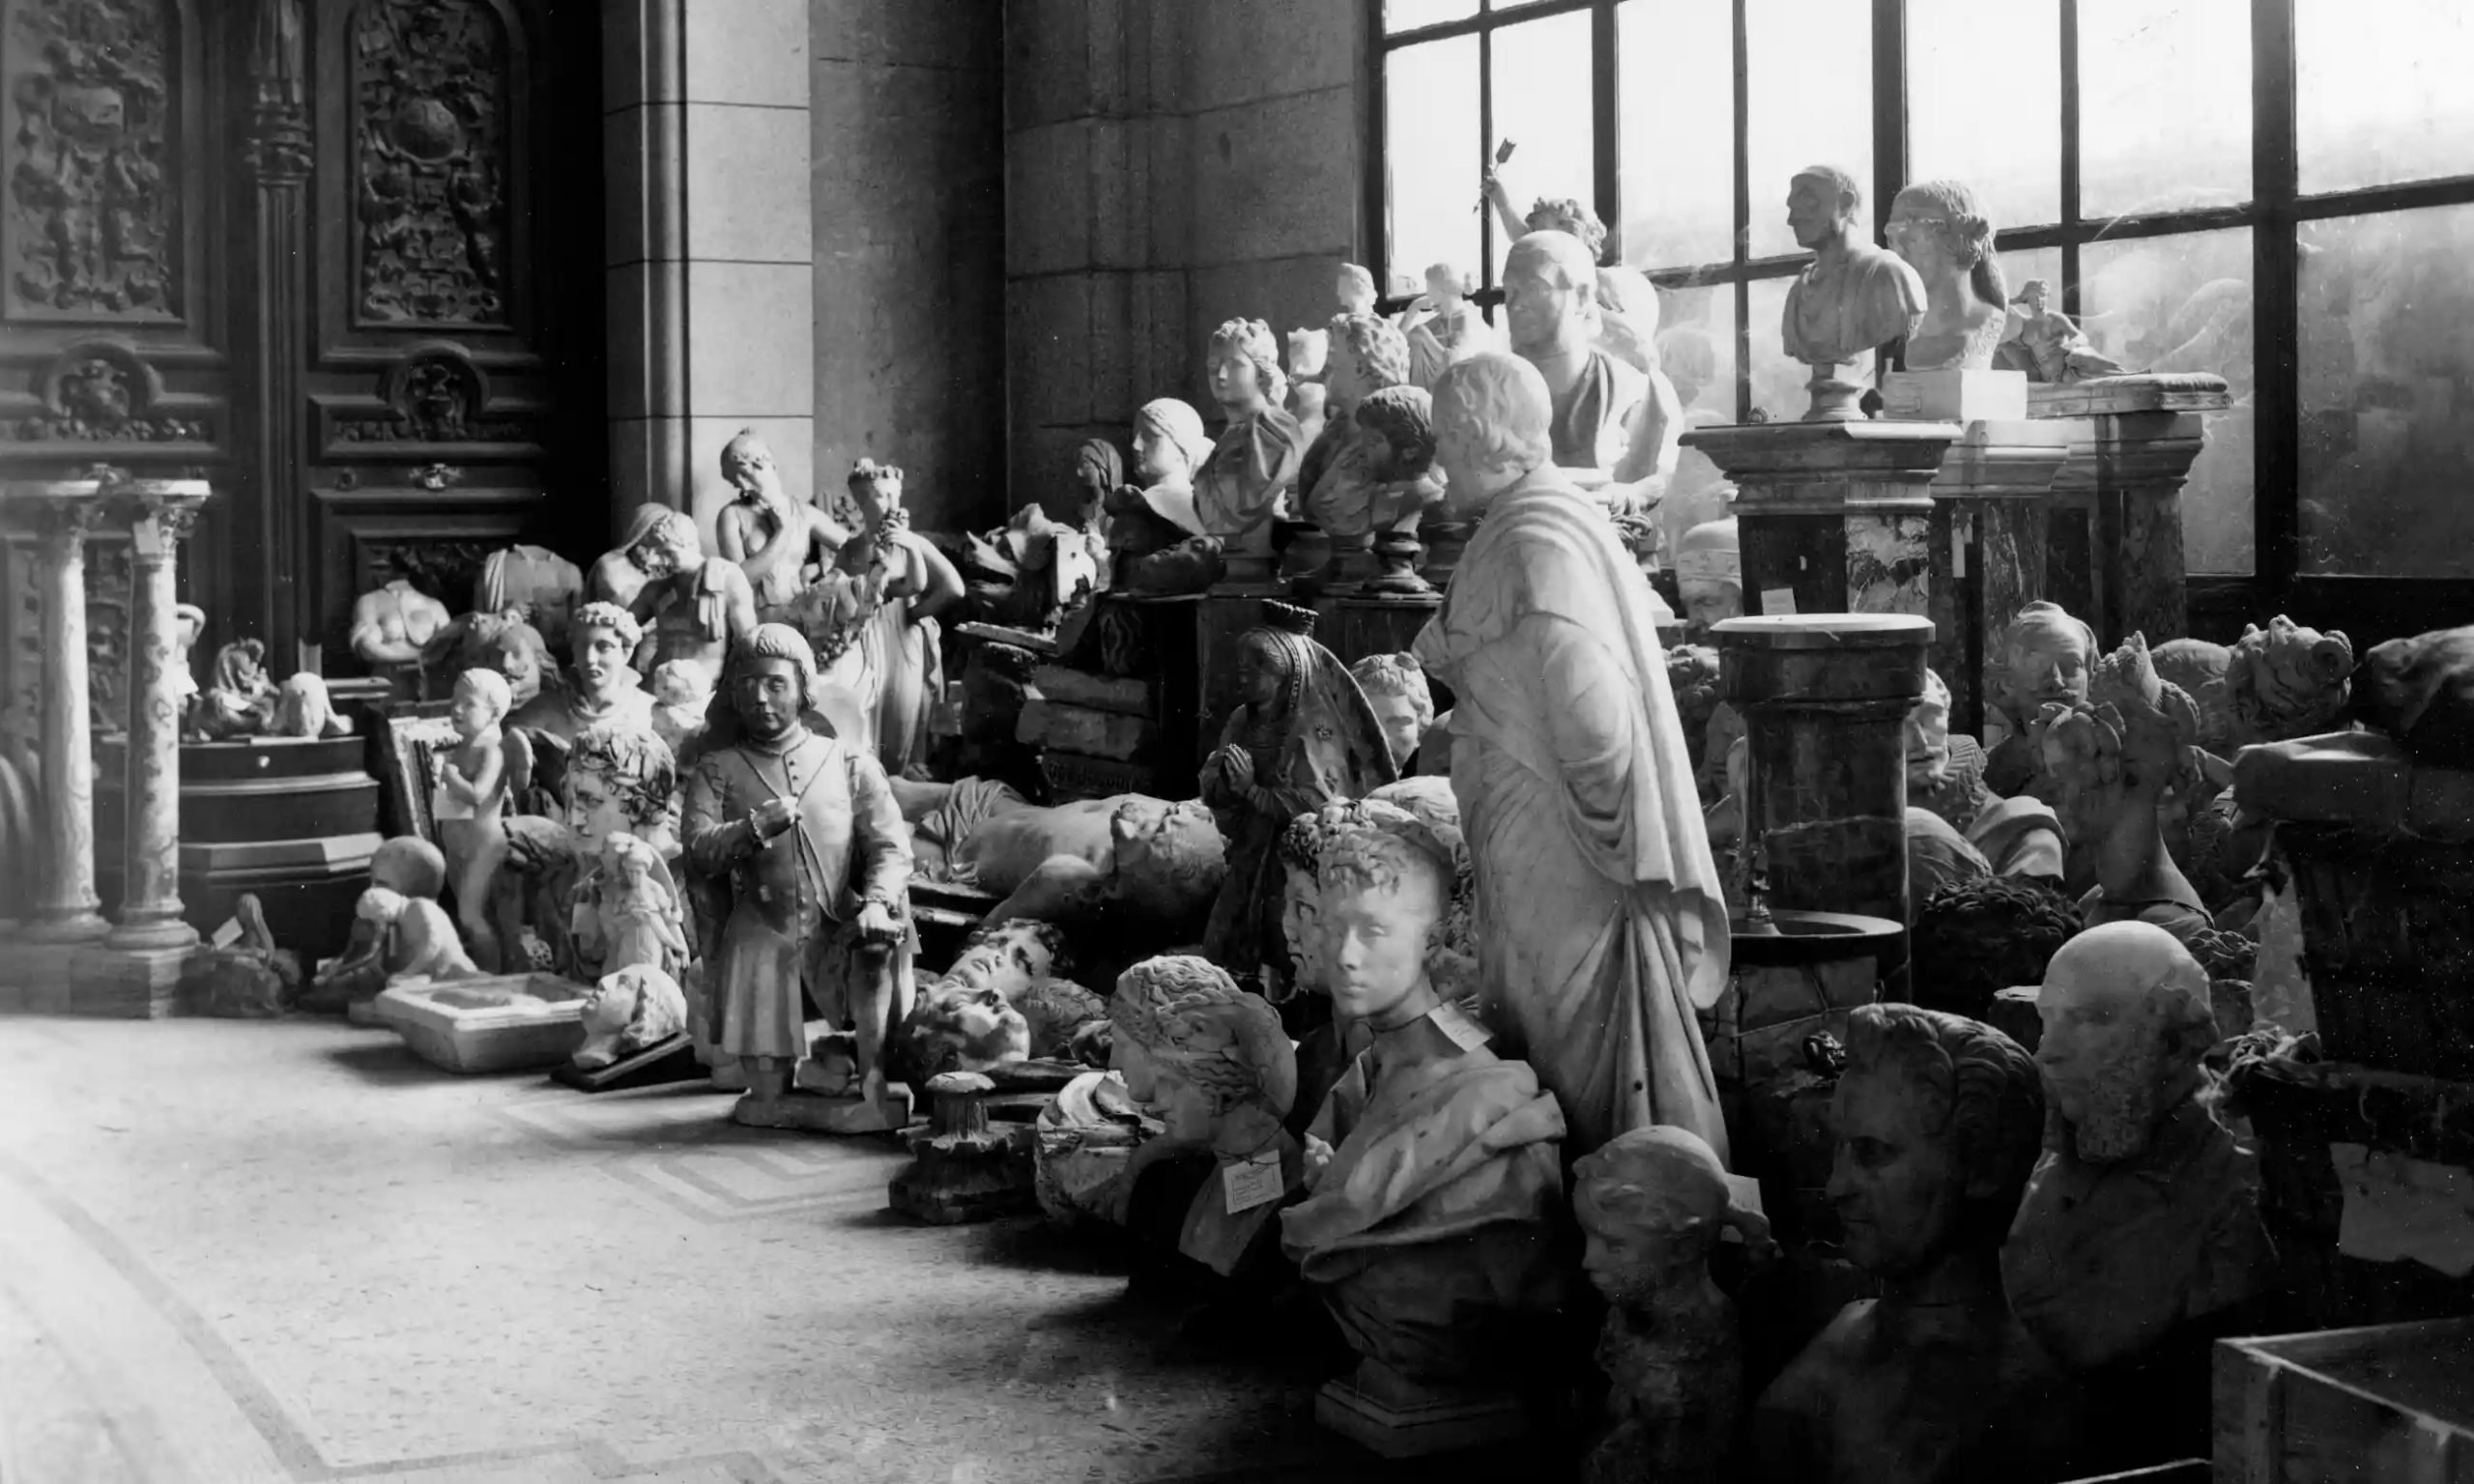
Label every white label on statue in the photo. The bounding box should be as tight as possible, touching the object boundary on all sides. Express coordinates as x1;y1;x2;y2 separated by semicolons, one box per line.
2332;1141;2474;1278
132;516;163;558
211;917;244;949
1429;1001;1492;1052
1223;1151;1284;1213
1761;587;1798;615
1724;1173;1768;1218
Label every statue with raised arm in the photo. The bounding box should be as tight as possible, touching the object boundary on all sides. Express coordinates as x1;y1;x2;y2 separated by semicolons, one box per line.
1998;279;2129;385
712;429;849;618
1782;165;1928;419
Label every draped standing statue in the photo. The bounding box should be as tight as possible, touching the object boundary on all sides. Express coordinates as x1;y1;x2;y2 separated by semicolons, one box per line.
1414;355;1731;1159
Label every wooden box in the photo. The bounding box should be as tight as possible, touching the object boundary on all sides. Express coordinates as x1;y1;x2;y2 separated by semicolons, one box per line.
2213;1319;2474;1483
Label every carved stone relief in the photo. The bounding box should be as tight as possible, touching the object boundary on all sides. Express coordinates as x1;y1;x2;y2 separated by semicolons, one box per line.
0;344;209;442
86;535;132;732
332;350;529;443
3;0;181;319
351;0;510;327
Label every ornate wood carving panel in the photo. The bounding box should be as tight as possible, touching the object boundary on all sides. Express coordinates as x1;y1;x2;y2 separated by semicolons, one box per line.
349;0;510;329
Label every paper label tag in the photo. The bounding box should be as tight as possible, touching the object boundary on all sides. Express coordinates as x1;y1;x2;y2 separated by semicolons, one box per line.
1429;1001;1492;1052
211;917;244;949
131;515;163;558
1760;586;1798;615
1222;1151;1284;1214
1724;1173;1768;1218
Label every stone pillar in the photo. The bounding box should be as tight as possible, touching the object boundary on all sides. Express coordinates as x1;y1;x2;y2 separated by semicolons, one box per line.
17;477;111;946
104;481;209;952
240;0;313;668
1682;421;1961;621
1926;421;2071;738
2028;374;2229;648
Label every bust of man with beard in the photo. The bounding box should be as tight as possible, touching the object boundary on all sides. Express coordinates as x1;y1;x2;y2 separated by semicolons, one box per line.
2001;921;2272;1470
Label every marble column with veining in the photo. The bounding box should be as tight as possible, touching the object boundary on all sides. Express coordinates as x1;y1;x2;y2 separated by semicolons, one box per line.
105;481;208;952
18;478;112;944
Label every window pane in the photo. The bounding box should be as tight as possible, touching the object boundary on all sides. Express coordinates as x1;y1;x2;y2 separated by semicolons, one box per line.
1385;0;1477;34
1746;274;1817;422
1658;284;1741;540
2000;246;2063;314
2080;0;2251;218
1489;10;1598;275
1386;38;1482;294
1618;0;1736;271
1746;0;1874;260
2298;205;2474;576
2297;0;2474;194
1908;0;2060;230
2080;228;2256;576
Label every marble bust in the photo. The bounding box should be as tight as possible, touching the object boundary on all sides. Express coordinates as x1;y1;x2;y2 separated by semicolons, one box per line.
1752;1003;2077;1484
1885;180;2009;372
2003;923;2270;1373
1193;318;1307;583
713;429;849;618
1280;803;1567;1402
574;963;690;1070
509;600;657;746
1984;600;2095;800
1781;165;1927;419
1503;229;1657;495
1673;517;1741;635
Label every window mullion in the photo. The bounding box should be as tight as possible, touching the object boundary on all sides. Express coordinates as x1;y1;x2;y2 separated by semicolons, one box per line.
1732;0;1752;421
2059;0;2083;316
2253;0;2302;597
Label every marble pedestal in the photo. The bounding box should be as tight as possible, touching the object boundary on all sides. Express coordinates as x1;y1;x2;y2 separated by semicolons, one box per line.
1714;614;1932;980
1925;420;2072;736
1680;420;1961;620
2028;374;2229;648
1315;1358;1527;1459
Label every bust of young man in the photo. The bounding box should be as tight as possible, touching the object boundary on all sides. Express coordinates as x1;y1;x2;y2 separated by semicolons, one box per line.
1280;801;1566;1410
510;600;656;744
1781;165;1928;419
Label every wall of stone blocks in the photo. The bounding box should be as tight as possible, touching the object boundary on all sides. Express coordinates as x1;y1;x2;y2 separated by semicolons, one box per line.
1003;0;1368;520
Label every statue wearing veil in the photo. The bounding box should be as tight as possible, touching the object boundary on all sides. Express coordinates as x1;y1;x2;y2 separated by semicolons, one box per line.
1415;355;1731;1158
1197;602;1397;985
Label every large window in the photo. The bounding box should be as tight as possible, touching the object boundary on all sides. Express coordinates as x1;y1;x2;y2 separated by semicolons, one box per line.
1368;0;2474;616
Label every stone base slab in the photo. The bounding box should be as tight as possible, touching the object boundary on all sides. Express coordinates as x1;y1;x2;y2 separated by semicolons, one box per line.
69;943;195;1018
0;942;86;1012
1314;1371;1527;1459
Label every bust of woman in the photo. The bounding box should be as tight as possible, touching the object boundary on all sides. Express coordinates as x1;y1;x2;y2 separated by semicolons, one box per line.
1193;318;1307;585
1885;180;2009;372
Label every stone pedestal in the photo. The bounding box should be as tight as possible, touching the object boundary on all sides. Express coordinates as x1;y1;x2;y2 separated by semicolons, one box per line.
1714;613;1933;948
1315;1358;1527;1459
14;477;111;948
1924;422;2071;737
2028;374;2229;648
886;1070;1040;1224
1318;591;1441;671
1681;421;1961;620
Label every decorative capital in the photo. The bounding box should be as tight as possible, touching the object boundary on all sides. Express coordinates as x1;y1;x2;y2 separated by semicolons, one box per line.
28;490;110;551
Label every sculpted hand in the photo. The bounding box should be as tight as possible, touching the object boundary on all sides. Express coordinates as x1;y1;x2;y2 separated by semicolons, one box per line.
852;899;901;942
1302;1134;1335;1191
1218;746;1256;795
749;797;796;839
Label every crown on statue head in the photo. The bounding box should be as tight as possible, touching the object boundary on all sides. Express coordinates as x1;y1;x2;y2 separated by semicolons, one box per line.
1261;600;1317;638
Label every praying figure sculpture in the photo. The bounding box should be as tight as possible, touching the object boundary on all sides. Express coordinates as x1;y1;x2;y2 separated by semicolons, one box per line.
626;505;758;703
1413;355;1730;1158
1575;1127;1770;1484
1998;279;2128;385
1751;1003;2078;1484
1198;601;1395;987
683;625;916;1133
2031;633;2212;943
1503;230;1673;509
2003;923;2271;1469
713;429;849;618
437;669;520;972
1194;319;1308;585
1884;180;2009;371
1280;802;1568;1434
1107;955;1304;1279
1782;165;1928;419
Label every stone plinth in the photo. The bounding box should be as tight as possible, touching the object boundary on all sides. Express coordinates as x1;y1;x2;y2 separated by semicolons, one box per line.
1924;421;2072;737
373;974;591;1074
1681;420;1961;620
1713;614;1933;962
2028;374;2229;648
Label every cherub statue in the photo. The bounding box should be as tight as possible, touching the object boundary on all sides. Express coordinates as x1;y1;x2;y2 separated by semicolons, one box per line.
1997;278;2127;384
713;428;849;618
574;963;690;1070
1194;319;1308;583
1576;1126;1772;1484
359;885;483;985
575;830;688;982
2031;632;2212;944
270;673;353;738
437;669;524;972
1105;398;1225;596
1197;602;1396;986
192;639;280;739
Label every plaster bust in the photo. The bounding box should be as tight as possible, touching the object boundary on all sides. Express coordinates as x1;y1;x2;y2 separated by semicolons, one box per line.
1673;517;1741;634
2003;922;2270;1373
1194;319;1306;576
575;963;690;1070
1884;180;2008;372
1347;652;1435;771
1335;262;1378;319
1781;165;1927;419
1576;1127;1769;1484
2032;633;2209;938
1752;1003;2074;1484
1505;229;1647;478
1985;600;2096;800
509;601;656;744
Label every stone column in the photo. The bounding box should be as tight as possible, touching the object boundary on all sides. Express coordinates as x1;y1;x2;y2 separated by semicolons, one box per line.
240;0;313;667
18;477;112;945
105;480;209;952
2028;374;2229;648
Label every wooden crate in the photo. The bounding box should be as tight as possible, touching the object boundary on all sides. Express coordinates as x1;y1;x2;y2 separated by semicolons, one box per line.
2214;1319;2474;1483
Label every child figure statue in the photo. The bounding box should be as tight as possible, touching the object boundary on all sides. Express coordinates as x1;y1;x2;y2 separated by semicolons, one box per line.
1574;1126;1770;1484
436;669;522;971
683;623;917;1133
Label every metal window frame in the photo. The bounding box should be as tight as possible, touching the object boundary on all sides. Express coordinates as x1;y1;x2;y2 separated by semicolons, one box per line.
1369;0;2474;637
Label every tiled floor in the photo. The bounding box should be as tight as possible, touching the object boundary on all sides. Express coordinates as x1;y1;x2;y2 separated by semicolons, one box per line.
0;1016;1461;1484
